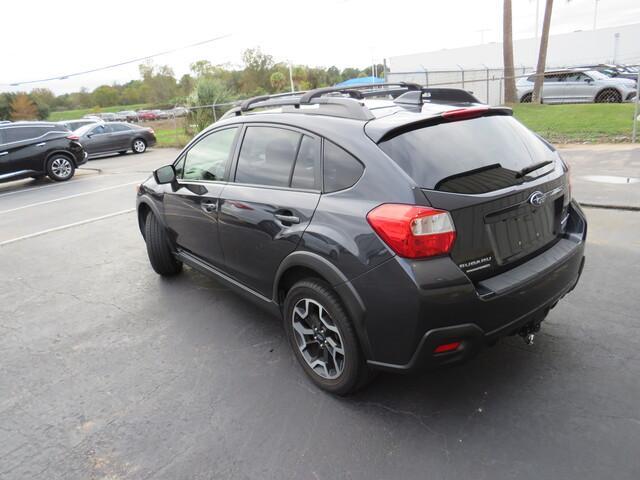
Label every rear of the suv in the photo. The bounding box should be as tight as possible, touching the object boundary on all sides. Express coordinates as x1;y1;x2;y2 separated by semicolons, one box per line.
137;85;585;395
0;122;87;183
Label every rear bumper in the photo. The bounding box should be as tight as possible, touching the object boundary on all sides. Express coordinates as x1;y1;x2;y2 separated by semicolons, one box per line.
351;201;587;372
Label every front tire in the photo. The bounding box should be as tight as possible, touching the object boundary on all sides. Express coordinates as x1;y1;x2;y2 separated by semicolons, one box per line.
132;138;147;154
144;213;182;276
595;89;622;103
283;279;372;395
520;93;532;103
46;155;75;182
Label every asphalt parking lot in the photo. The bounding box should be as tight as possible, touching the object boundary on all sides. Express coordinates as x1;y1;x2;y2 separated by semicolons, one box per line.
1;148;639;480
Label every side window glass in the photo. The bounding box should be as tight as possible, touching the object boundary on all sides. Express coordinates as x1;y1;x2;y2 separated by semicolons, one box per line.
92;125;106;135
235;126;300;187
323;141;364;193
543;74;558;83
291;135;320;190
182;127;238;182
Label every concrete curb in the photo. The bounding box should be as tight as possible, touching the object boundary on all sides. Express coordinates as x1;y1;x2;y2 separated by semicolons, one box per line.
580;203;640;212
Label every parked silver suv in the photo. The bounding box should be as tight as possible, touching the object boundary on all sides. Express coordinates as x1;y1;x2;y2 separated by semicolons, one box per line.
517;69;637;104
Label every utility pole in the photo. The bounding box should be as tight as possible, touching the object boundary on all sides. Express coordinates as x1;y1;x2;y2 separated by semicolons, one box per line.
288;61;294;92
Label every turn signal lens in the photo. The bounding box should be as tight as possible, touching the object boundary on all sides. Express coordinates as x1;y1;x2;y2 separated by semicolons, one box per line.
367;204;456;258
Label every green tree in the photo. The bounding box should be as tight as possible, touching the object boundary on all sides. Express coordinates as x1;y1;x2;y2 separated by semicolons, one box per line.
240;48;274;94
92;85;120;107
270;71;286;92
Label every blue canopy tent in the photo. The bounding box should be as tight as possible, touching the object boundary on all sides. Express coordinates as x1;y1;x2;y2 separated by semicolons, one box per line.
334;76;384;87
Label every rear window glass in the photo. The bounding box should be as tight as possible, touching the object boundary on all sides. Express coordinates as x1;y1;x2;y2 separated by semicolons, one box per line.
378;116;555;194
323;141;364;193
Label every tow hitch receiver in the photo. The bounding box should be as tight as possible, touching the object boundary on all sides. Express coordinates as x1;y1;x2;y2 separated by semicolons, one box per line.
519;322;541;345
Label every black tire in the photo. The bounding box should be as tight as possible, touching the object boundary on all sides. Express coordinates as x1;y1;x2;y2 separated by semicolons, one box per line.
132;138;147;154
118;150;127;155
595;89;622;103
283;279;372;395
520;93;532;103
144;213;182;276
46;154;75;182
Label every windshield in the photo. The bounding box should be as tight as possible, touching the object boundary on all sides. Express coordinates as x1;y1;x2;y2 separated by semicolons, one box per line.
378;116;557;193
588;70;609;80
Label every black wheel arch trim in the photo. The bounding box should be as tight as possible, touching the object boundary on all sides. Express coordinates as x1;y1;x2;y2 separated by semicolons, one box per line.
136;195;165;238
273;250;373;359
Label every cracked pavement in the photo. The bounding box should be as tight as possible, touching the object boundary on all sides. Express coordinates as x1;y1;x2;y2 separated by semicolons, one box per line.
0;148;639;479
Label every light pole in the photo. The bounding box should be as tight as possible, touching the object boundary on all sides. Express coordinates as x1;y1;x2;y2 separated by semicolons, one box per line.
288;61;295;93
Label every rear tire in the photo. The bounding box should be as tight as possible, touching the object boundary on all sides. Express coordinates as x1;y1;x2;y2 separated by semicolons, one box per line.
144;213;182;276
283;279;373;395
132;138;147;154
46;154;75;182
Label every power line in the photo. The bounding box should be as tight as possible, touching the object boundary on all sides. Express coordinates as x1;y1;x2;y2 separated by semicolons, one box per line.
3;34;231;87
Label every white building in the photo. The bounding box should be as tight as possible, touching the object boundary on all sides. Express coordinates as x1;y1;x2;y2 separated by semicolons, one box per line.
387;23;640;104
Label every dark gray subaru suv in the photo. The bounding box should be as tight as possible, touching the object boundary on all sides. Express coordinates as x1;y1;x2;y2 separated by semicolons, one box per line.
136;84;586;395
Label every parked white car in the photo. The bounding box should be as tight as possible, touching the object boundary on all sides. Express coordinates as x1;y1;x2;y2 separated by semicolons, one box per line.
517;69;637;104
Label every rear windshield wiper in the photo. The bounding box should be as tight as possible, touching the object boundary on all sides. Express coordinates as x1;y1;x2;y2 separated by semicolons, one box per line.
516;160;553;178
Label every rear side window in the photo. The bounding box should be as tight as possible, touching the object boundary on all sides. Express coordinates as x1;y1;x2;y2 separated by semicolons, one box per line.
378;116;556;194
182;127;238;182
111;124;131;132
291;136;320;190
235;126;300;188
3;127;49;143
323;141;364;193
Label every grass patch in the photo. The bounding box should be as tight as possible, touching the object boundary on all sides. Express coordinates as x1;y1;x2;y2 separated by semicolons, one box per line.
512;103;638;143
154;127;192;148
47;104;150;121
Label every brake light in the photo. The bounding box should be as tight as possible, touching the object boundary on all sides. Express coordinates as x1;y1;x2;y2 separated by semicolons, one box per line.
441;106;488;121
559;154;572;201
366;204;456;258
66;134;80;141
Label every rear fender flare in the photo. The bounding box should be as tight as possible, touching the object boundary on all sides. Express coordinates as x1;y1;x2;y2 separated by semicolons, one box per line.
273;251;373;359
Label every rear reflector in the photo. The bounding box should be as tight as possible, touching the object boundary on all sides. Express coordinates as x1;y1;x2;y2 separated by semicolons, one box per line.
434;341;461;354
367;204;456;258
441;106;489;121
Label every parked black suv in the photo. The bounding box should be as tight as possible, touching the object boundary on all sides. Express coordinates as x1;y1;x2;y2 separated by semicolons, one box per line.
0;122;87;183
136;84;586;394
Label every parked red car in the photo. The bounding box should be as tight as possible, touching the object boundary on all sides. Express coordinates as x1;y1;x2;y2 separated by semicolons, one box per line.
137;110;157;121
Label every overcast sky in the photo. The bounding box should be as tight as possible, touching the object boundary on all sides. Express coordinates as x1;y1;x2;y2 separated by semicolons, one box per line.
2;0;639;94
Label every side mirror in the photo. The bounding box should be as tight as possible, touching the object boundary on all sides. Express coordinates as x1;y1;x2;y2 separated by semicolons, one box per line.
585;78;593;84
154;164;176;184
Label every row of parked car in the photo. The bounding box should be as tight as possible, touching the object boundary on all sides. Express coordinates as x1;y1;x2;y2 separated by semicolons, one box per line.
0;118;156;183
517;64;638;104
88;107;188;123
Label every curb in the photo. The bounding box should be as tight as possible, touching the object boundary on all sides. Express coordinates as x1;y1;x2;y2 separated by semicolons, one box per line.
580;203;640;212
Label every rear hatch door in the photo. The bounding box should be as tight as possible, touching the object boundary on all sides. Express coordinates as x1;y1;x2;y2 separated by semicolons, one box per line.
374;112;571;281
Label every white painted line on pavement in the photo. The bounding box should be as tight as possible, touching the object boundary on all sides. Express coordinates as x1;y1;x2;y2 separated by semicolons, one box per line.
0;208;136;246
0;181;141;215
0;172;107;199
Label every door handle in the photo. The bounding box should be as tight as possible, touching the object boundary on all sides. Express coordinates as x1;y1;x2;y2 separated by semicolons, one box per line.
36;142;46;147
0;151;8;156
274;213;300;225
201;199;218;213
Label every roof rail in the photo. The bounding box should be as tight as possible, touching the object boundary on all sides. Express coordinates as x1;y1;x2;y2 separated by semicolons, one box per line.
299;82;421;103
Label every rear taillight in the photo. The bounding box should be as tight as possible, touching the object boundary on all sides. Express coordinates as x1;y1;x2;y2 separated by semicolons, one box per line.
66;134;80;141
366;204;456;258
559;154;572;201
146;128;155;134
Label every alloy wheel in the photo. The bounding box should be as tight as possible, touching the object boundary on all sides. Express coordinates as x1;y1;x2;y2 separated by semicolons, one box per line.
51;157;72;179
291;298;345;379
133;140;146;152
